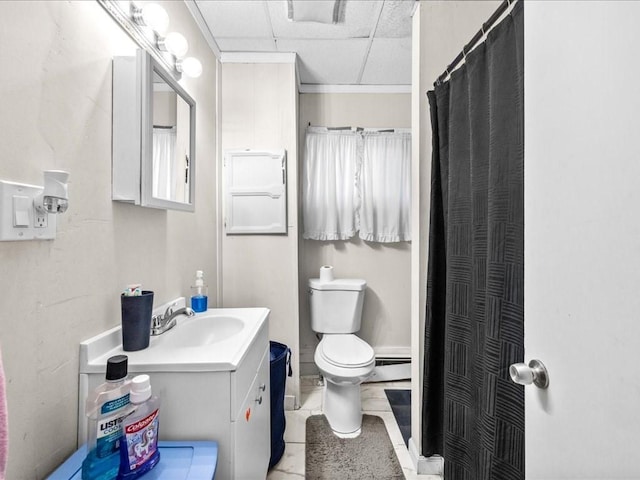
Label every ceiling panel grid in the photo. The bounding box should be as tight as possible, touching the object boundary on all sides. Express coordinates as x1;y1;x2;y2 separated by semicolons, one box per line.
194;0;414;88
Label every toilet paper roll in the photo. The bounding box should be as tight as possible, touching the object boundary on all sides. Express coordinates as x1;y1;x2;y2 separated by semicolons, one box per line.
319;265;334;283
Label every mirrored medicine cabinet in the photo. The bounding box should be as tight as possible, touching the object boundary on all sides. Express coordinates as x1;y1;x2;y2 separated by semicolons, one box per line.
112;49;196;211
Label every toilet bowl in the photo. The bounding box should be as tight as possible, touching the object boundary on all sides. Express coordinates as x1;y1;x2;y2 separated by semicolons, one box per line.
314;334;375;437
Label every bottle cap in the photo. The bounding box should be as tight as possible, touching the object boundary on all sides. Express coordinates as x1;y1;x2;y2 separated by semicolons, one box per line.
130;374;152;404
106;355;128;381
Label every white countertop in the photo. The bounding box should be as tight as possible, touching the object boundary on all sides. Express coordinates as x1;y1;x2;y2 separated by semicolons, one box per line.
79;306;269;374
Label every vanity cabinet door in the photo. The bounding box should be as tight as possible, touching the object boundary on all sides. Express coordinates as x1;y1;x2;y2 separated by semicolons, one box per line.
233;346;270;480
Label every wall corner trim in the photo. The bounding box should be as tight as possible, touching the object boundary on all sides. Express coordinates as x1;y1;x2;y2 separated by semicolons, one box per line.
408;438;444;477
220;51;298;64
184;0;222;59
299;84;412;94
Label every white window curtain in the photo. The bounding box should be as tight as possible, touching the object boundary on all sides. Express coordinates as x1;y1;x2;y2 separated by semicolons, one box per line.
152;127;176;200
302;127;360;240
359;130;411;242
302;127;411;243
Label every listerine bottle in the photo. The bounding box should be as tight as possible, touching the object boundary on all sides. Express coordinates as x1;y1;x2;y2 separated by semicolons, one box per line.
82;355;131;480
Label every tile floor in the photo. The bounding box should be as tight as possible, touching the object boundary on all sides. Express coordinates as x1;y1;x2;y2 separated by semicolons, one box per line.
266;377;440;480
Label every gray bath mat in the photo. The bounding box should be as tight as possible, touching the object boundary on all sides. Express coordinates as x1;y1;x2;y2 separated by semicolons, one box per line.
305;414;404;479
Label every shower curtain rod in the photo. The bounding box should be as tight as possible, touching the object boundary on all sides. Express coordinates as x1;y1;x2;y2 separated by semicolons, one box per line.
435;0;516;86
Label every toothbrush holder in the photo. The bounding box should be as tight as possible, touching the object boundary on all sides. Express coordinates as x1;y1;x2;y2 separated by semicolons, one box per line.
120;291;154;351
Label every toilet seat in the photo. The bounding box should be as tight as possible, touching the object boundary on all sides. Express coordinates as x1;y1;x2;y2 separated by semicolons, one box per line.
318;334;375;368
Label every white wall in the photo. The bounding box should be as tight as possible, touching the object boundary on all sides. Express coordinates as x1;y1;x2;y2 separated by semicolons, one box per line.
298;93;411;374
411;0;501;463
0;2;218;477
219;60;300;403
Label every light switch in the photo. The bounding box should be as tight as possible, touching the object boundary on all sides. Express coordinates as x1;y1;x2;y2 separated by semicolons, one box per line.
13;195;30;227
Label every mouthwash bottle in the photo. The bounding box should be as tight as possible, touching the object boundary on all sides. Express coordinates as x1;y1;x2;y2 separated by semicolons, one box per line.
82;355;131;480
190;270;208;312
118;375;161;480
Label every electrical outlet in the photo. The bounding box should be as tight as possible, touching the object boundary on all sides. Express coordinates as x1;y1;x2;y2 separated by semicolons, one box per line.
0;180;56;241
35;211;47;228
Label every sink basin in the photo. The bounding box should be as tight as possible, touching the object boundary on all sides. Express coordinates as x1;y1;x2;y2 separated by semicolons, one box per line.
79;303;270;373
160;315;245;348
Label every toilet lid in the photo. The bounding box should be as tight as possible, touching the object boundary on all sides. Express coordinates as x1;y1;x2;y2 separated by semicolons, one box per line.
319;335;375;368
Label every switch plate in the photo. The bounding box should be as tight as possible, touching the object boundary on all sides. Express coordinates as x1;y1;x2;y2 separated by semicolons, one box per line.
12;195;30;227
0;180;56;241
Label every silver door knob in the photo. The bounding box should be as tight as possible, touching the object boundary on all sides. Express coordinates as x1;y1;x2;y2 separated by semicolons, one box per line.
509;359;549;389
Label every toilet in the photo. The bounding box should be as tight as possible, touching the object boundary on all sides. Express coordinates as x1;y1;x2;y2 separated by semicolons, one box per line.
309;267;375;438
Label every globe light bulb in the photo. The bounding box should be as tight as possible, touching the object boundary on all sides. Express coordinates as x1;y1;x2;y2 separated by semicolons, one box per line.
133;3;169;35
177;57;203;78
159;32;189;58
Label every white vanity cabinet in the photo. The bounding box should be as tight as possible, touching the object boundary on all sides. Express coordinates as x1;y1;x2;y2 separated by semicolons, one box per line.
79;305;271;480
231;341;271;480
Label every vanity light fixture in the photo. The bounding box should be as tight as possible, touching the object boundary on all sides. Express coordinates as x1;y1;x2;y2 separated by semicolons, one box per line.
98;0;203;79
158;32;189;58
0;170;70;241
176;57;203;78
131;2;169;35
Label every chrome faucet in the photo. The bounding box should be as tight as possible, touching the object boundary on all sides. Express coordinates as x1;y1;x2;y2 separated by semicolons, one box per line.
151;302;195;336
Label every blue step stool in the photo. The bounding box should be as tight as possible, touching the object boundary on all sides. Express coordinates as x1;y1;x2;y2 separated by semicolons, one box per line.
47;441;218;480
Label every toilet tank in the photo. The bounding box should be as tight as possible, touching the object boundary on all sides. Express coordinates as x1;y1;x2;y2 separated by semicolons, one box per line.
308;278;366;333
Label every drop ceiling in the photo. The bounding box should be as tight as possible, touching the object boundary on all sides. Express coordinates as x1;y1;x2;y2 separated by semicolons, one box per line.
188;0;415;92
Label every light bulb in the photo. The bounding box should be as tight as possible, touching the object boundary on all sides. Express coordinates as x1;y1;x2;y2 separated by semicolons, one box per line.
158;32;188;58
176;57;203;78
132;3;169;35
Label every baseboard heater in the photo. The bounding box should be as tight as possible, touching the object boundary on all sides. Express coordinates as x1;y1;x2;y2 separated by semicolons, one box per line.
365;357;411;383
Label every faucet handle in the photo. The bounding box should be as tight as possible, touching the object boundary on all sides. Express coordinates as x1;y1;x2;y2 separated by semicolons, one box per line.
164;301;179;318
151;314;162;328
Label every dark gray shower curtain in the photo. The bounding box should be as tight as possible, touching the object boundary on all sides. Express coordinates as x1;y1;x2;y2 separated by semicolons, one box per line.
422;2;524;479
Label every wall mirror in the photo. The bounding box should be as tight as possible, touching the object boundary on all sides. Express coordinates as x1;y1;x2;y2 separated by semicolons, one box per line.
112;49;196;212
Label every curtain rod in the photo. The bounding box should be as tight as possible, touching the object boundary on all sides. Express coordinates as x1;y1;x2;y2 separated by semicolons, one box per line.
435;0;516;86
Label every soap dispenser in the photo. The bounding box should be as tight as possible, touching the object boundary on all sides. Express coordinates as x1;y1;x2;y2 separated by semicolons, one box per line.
190;270;208;312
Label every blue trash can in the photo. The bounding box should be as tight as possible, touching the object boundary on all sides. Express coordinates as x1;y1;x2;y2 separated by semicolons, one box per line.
269;341;292;469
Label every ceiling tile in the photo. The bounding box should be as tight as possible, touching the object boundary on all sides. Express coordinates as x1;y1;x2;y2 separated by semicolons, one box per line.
276;38;370;84
194;0;414;86
375;0;414;38
268;0;383;39
196;0;272;38
215;38;277;52
360;37;412;85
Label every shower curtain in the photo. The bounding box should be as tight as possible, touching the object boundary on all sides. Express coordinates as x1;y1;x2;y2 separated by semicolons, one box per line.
422;2;524;479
